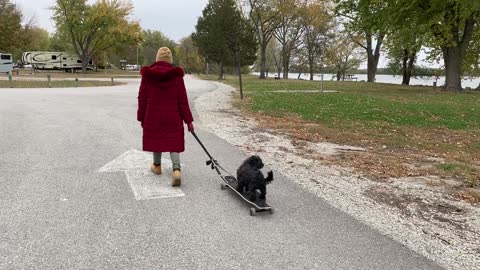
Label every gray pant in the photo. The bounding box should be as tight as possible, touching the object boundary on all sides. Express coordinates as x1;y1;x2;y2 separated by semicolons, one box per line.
153;152;181;171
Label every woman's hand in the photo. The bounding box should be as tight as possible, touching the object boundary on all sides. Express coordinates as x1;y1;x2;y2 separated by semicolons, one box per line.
187;122;194;132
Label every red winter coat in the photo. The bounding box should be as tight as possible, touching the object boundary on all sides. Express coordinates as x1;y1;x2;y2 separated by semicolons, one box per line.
137;61;194;153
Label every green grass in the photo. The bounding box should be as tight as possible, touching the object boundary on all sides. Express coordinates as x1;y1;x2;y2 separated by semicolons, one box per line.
436;163;464;172
250;92;479;130
0;80;124;88
200;75;480;131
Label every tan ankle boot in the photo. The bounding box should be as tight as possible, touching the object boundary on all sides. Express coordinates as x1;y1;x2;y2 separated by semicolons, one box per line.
151;164;162;175
172;170;181;186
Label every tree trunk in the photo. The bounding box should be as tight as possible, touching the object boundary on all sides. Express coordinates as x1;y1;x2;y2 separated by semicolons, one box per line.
342;63;349;81
402;70;411;85
403;53;415;85
282;45;288;79
280;45;292;79
218;62;224;80
259;41;267;79
284;53;291;80
435;12;475;91
366;54;378;82
400;49;411;85
336;70;341;81
366;33;384;82
81;53;89;73
283;61;289;79
308;50;315;80
443;47;463;91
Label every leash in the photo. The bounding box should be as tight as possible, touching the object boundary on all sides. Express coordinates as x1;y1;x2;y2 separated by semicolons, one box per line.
191;131;235;177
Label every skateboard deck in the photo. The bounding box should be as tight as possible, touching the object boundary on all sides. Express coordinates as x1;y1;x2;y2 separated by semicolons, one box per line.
222;176;273;216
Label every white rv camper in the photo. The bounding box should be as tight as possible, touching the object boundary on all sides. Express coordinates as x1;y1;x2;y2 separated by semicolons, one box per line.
21;51;94;72
0;53;14;74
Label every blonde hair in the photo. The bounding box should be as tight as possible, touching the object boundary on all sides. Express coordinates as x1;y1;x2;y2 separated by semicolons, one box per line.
156;47;173;63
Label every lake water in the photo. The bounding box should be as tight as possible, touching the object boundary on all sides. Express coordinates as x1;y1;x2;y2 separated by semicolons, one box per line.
251;72;480;89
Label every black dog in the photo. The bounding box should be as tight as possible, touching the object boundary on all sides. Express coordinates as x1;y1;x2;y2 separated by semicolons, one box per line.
236;155;273;201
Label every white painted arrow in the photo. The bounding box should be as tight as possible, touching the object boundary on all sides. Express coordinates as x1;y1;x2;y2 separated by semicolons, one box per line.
98;149;185;200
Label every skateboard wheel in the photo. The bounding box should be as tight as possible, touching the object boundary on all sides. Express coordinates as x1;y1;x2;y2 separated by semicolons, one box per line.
220;183;226;190
249;208;256;216
269;208;274;215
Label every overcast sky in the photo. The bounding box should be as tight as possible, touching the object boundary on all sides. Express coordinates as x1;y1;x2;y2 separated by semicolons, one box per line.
14;0;209;42
13;0;439;68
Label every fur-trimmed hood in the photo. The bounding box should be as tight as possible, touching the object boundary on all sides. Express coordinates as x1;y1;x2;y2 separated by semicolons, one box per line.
140;61;185;82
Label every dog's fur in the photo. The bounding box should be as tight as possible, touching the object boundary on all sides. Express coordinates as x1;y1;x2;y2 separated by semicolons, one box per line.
236;155;273;201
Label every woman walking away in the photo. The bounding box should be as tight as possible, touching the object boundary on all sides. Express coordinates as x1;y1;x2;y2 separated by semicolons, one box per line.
137;47;194;187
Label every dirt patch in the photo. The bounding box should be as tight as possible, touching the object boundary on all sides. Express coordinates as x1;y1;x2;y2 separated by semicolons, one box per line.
366;186;468;229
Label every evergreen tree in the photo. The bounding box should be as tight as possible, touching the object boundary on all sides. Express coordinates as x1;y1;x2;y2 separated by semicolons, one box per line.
193;0;257;79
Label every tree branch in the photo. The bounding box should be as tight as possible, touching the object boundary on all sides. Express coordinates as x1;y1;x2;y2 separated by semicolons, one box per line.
348;32;367;50
374;32;385;57
336;12;355;21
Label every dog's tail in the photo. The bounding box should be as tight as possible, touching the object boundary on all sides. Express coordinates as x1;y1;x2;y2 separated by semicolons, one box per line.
265;171;273;184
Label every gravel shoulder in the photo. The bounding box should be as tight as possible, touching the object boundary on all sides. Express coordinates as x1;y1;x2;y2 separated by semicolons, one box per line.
194;81;480;270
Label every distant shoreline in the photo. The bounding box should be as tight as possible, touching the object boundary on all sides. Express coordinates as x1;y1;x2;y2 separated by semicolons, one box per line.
251;72;480;89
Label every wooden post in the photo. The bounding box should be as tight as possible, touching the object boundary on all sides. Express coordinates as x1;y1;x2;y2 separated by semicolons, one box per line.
47;74;52;88
8;72;13;88
237;51;243;100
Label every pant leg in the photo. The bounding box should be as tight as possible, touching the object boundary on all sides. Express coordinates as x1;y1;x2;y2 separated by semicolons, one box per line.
153;152;162;166
170;152;181;171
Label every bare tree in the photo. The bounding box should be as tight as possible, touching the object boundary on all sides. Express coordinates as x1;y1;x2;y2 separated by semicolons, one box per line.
273;0;304;79
299;0;333;80
265;38;283;78
326;30;363;81
245;0;281;79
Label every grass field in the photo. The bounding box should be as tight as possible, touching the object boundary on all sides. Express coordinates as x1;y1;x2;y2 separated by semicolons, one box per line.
199;74;480;196
0;80;124;88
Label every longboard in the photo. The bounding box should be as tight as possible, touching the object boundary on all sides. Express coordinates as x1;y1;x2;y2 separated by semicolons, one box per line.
221;176;274;216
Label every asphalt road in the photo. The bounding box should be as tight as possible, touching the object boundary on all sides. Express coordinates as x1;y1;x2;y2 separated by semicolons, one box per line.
0;77;442;269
